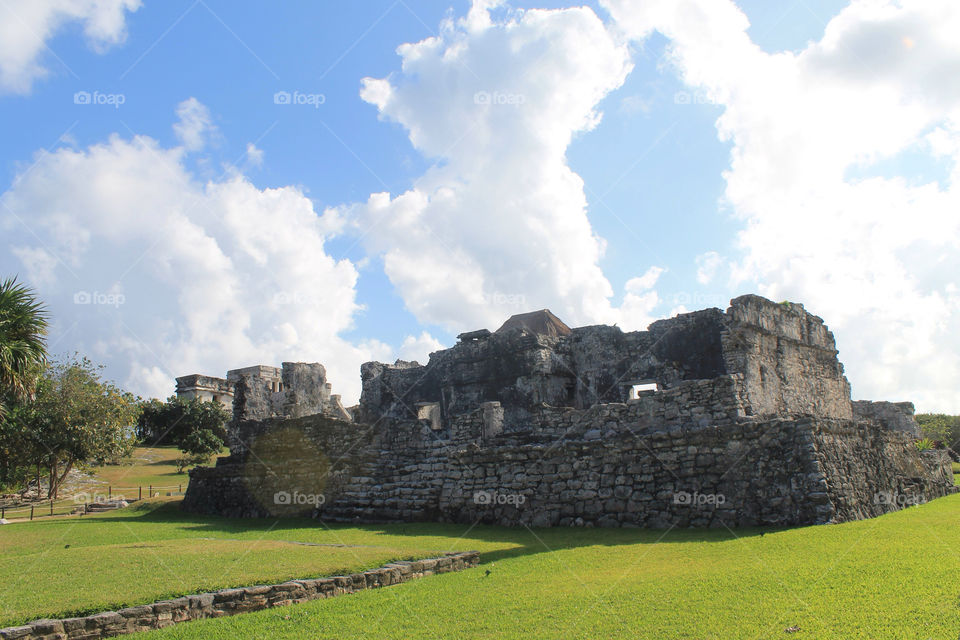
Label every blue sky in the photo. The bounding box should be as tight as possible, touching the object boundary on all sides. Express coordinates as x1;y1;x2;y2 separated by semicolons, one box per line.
2;0;958;410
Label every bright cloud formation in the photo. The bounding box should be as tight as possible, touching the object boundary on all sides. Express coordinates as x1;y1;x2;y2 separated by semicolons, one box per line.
0;100;388;402
0;0;141;94
352;2;664;332
603;0;960;410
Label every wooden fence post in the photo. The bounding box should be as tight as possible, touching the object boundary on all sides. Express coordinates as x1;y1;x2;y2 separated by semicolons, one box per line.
30;505;34;520
108;486;112;499
149;485;152;498
50;501;53;516
139;486;142;500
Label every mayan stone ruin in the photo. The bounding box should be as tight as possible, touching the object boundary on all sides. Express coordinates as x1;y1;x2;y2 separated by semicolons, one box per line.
182;294;956;529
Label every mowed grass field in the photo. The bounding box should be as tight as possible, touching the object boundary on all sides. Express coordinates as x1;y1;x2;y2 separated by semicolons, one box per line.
89;446;226;493
0;502;470;627
2;494;960;638
127;494;960;640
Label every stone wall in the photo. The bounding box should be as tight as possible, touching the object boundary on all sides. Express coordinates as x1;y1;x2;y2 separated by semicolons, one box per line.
183;412;376;519
323;418;954;529
0;553;478;640
184;391;956;528
721;296;853;420
852;400;920;437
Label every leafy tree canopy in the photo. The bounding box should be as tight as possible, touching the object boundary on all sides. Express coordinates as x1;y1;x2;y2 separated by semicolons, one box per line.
4;354;139;497
0;276;48;417
137;395;229;447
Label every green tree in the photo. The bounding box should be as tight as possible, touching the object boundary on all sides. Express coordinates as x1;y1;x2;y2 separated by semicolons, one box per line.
0;401;40;490
17;355;140;498
175;428;224;472
137;396;229;446
0;276;48;417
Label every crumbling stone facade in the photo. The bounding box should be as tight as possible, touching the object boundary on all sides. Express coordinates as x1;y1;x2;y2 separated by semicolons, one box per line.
228;362;351;424
176;362;350;428
174;374;234;408
183;295;956;529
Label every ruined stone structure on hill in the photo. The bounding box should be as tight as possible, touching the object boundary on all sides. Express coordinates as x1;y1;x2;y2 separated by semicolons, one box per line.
175;363;351;423
182;295;955;529
174;374;235;408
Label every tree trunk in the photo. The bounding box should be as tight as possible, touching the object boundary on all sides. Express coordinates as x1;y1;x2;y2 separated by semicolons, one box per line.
47;459;57;499
51;459;73;499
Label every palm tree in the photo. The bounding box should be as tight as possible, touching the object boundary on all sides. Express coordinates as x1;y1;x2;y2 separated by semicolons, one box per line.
0;277;49;417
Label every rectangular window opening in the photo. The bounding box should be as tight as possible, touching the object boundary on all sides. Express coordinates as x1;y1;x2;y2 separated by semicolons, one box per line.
630;382;659;399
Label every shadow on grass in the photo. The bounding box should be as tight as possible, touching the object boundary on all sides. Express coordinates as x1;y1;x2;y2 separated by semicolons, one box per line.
83;500;795;566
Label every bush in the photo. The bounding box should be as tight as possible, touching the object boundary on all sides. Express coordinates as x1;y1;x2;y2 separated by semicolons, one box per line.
916;413;960;459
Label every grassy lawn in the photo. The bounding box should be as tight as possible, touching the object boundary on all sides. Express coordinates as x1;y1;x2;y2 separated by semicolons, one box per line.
0;502;471;627
4;487;960;638
88;446;223;493
122;494;960;640
1;447;223;520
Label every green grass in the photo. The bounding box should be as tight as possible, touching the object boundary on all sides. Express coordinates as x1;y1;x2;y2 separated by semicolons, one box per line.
953;461;959;485
5;493;960;638
87;446;224;493
0;502;467;627
128;495;960;640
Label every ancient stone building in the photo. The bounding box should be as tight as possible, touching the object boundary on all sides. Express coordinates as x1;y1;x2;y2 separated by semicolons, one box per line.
228;362;352;424
174;374;234;409
182;295;955;529
176;363;351;422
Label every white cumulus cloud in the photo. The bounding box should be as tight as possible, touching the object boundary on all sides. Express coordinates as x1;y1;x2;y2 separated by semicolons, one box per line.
396;331;446;365
0;101;385;403
173;97;215;152
603;0;960;411
348;1;659;332
0;0;141;94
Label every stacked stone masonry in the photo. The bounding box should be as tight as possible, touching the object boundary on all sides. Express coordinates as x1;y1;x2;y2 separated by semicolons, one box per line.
182;295;956;528
0;552;479;640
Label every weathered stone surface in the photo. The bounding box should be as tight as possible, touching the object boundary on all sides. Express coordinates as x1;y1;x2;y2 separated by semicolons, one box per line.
182;295;955;529
227;362;351;426
852;400;920;437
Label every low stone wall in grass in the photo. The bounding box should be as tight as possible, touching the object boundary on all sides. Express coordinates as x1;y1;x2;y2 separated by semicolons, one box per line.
0;551;479;640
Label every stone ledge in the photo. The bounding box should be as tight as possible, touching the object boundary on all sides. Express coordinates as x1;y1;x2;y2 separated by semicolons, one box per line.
0;551;479;640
